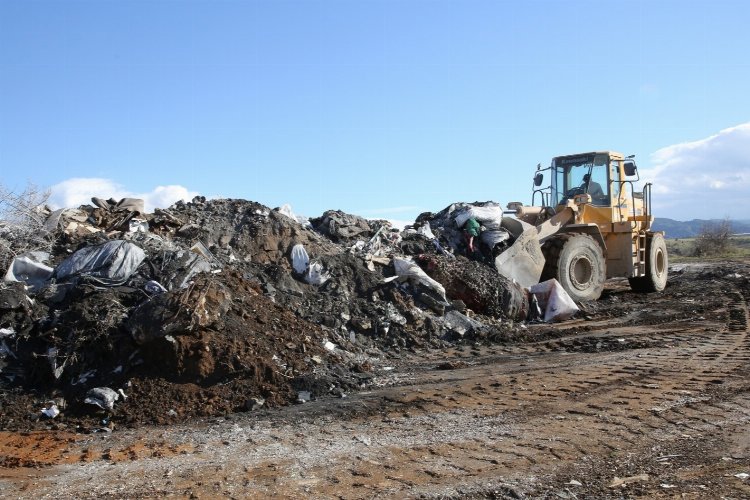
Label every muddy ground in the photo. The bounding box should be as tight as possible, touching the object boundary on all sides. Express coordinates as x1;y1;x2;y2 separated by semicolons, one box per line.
0;259;749;498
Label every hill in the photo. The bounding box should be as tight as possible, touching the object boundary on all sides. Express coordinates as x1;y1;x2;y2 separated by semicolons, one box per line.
653;218;750;239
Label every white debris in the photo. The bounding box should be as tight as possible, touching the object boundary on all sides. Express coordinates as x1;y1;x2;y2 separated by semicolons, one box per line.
291;244;310;275
41;405;60;419
392;256;447;301
608;474;649;487
297;391;311;403
355;435;372;446
84;387;120;411
529;279;579;322
305;262;330;285
72;369;96;385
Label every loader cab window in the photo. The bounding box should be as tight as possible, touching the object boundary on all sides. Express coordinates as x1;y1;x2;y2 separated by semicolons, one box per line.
553;154;610;206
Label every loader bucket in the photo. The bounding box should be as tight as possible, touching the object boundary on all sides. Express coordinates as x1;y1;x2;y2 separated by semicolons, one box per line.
494;226;545;288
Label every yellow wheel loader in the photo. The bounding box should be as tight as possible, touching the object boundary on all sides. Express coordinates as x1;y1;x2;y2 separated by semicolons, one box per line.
498;151;668;302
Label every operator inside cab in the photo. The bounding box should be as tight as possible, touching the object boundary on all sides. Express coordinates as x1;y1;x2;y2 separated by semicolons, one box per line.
582;173;604;201
557;153;612;207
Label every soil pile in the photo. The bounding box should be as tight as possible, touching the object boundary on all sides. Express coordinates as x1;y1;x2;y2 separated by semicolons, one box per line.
0;197;533;430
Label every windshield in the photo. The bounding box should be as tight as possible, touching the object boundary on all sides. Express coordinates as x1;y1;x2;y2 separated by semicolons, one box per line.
551;153;609;206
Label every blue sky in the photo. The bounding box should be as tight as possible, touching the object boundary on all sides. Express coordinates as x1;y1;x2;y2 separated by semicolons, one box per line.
1;0;749;223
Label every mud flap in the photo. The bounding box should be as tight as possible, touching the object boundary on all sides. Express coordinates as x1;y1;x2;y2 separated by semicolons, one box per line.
494;227;545;288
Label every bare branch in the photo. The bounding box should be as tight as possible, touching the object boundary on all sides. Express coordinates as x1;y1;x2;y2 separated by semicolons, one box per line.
0;182;54;273
693;218;733;257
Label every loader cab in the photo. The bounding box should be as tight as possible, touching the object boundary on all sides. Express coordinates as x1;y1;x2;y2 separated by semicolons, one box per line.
551;152;612;207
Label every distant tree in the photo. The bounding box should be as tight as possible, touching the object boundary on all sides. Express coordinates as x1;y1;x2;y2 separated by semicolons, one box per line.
0;182;53;273
692;218;733;257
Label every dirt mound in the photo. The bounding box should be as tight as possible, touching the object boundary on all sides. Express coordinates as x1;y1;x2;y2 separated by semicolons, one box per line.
417;254;529;321
0;197;533;431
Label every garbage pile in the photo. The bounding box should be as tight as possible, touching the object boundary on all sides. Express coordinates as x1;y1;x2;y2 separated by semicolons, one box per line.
0;197;579;430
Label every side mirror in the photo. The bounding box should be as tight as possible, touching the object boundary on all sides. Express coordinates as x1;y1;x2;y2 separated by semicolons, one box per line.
534;172;544;186
624;161;637;177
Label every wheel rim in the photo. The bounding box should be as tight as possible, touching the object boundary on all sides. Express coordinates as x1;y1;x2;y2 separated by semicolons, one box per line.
570;255;593;290
655;247;665;277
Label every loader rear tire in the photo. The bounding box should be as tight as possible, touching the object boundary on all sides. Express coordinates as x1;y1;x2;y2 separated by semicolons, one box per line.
628;233;668;293
542;234;605;302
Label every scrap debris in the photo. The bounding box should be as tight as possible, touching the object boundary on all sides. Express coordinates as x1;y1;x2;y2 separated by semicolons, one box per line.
0;197;582;430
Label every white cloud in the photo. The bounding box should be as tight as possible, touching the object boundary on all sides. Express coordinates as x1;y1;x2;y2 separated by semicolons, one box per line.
49;178;199;213
641;123;750;220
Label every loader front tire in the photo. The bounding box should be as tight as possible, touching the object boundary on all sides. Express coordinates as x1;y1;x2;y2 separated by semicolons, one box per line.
543;234;605;302
628;233;668;293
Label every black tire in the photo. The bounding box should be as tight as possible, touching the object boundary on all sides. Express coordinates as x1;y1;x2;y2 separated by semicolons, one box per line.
542;233;606;302
629;233;668;293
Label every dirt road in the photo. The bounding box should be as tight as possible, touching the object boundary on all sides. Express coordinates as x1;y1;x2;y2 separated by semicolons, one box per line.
2;262;750;498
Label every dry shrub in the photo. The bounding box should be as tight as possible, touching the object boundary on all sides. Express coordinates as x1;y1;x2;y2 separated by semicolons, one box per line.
0;183;53;273
693;218;733;257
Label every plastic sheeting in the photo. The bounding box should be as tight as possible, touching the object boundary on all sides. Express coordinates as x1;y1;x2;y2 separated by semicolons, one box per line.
55;240;146;286
277;204;312;228
392;257;447;301
178;254;212;289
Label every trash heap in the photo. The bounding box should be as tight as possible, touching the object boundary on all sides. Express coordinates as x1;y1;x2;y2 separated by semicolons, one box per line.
0;197;578;430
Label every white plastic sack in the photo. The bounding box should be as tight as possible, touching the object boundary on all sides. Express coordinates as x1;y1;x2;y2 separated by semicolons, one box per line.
529;278;579;322
4;254;54;291
290;244;310;274
306;262;330;285
84;387;120;411
417;224;436;240
290;243;329;285
55;240;146;286
392;257;446;301
454;203;503;228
